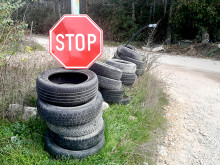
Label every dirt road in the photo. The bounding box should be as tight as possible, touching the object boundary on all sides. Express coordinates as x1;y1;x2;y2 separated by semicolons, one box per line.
33;35;220;164
154;54;220;165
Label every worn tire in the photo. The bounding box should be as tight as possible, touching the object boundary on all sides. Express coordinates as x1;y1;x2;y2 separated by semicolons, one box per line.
106;59;136;74
117;46;142;61
49;120;104;151
36;68;98;107
113;52;120;59
119;55;144;69
100;88;124;103
89;61;122;80
121;73;137;86
37;92;103;126
97;75;122;90
120;96;131;105
136;69;144;76
44;131;105;159
123;44;136;51
47;111;103;137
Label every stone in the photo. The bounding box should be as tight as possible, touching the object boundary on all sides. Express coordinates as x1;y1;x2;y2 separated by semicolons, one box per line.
158;145;167;157
128;115;137;121
8;104;23;117
102;102;109;111
22;106;37;121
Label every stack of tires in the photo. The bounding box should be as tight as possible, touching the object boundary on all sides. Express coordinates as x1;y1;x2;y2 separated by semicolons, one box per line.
106;59;137;86
36;67;105;159
114;45;145;76
89;61;128;104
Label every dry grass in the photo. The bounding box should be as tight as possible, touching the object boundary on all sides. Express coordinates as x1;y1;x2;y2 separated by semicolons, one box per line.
0;50;60;119
124;70;167;164
0;42;117;120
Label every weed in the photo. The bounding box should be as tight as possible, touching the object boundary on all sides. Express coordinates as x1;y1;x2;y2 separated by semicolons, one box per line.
0;49;58;119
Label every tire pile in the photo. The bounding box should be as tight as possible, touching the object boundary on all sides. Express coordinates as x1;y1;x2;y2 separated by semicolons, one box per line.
114;45;145;76
89;61;128;104
106;59;137;86
36;67;105;159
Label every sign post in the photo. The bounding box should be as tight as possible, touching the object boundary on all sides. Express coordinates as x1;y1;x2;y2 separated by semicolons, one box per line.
71;0;80;14
49;15;103;69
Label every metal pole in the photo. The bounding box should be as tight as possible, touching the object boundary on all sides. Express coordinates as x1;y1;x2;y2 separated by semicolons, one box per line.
71;0;80;14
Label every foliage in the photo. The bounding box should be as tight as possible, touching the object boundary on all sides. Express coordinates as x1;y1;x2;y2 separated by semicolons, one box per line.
22;5;59;34
0;0;27;55
170;0;220;41
88;0;158;42
7;0;219;43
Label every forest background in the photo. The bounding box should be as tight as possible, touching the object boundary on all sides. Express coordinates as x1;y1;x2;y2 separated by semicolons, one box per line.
2;0;220;46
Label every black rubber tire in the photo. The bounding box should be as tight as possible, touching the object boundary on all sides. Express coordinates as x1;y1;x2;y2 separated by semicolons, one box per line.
120;96;131;105
49;120;104;151
117;46;142;61
106;59;136;74
123;44;136;51
47;111;103;137
121;73;137;86
99;87;124;96
113;52;120;59
44;131;105;159
122;72;137;79
36;68;98;107
101;95;123;104
36;86;98;107
89;61;122;80
37;92;103;127
99;88;124;103
119;55;144;69
136;69;145;76
97;75;122;90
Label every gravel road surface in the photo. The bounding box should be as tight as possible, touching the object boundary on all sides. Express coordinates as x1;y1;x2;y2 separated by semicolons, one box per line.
154;54;220;165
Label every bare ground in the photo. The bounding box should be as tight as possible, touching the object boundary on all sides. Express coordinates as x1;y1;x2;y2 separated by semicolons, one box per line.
33;35;220;164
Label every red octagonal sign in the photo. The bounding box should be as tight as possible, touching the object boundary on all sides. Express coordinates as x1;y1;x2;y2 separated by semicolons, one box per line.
49;15;103;69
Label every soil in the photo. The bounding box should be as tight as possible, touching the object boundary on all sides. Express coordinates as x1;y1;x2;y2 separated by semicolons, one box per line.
163;43;220;60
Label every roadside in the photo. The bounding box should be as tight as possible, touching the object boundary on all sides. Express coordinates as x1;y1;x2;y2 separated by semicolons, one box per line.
14;35;220;164
152;56;220;164
0;36;167;164
163;43;220;60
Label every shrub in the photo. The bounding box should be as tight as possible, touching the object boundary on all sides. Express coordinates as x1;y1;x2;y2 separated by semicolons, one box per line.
170;0;220;41
0;0;27;55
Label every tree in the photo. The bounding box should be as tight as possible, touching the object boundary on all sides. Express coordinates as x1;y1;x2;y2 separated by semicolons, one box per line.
170;0;220;42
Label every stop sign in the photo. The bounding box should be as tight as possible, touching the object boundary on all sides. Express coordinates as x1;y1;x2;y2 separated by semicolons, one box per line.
49;15;103;69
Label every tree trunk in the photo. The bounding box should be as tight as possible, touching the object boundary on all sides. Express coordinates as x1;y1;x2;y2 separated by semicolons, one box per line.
53;1;56;13
164;0;167;15
166;0;174;45
80;0;87;14
132;1;135;21
149;1;153;22
58;0;62;18
153;0;155;22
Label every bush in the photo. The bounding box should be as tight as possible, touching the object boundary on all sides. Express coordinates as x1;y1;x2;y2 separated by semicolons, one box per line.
170;0;220;41
0;0;27;55
21;4;59;34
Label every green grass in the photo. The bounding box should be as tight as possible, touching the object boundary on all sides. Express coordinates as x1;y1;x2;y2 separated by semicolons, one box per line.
0;73;167;165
